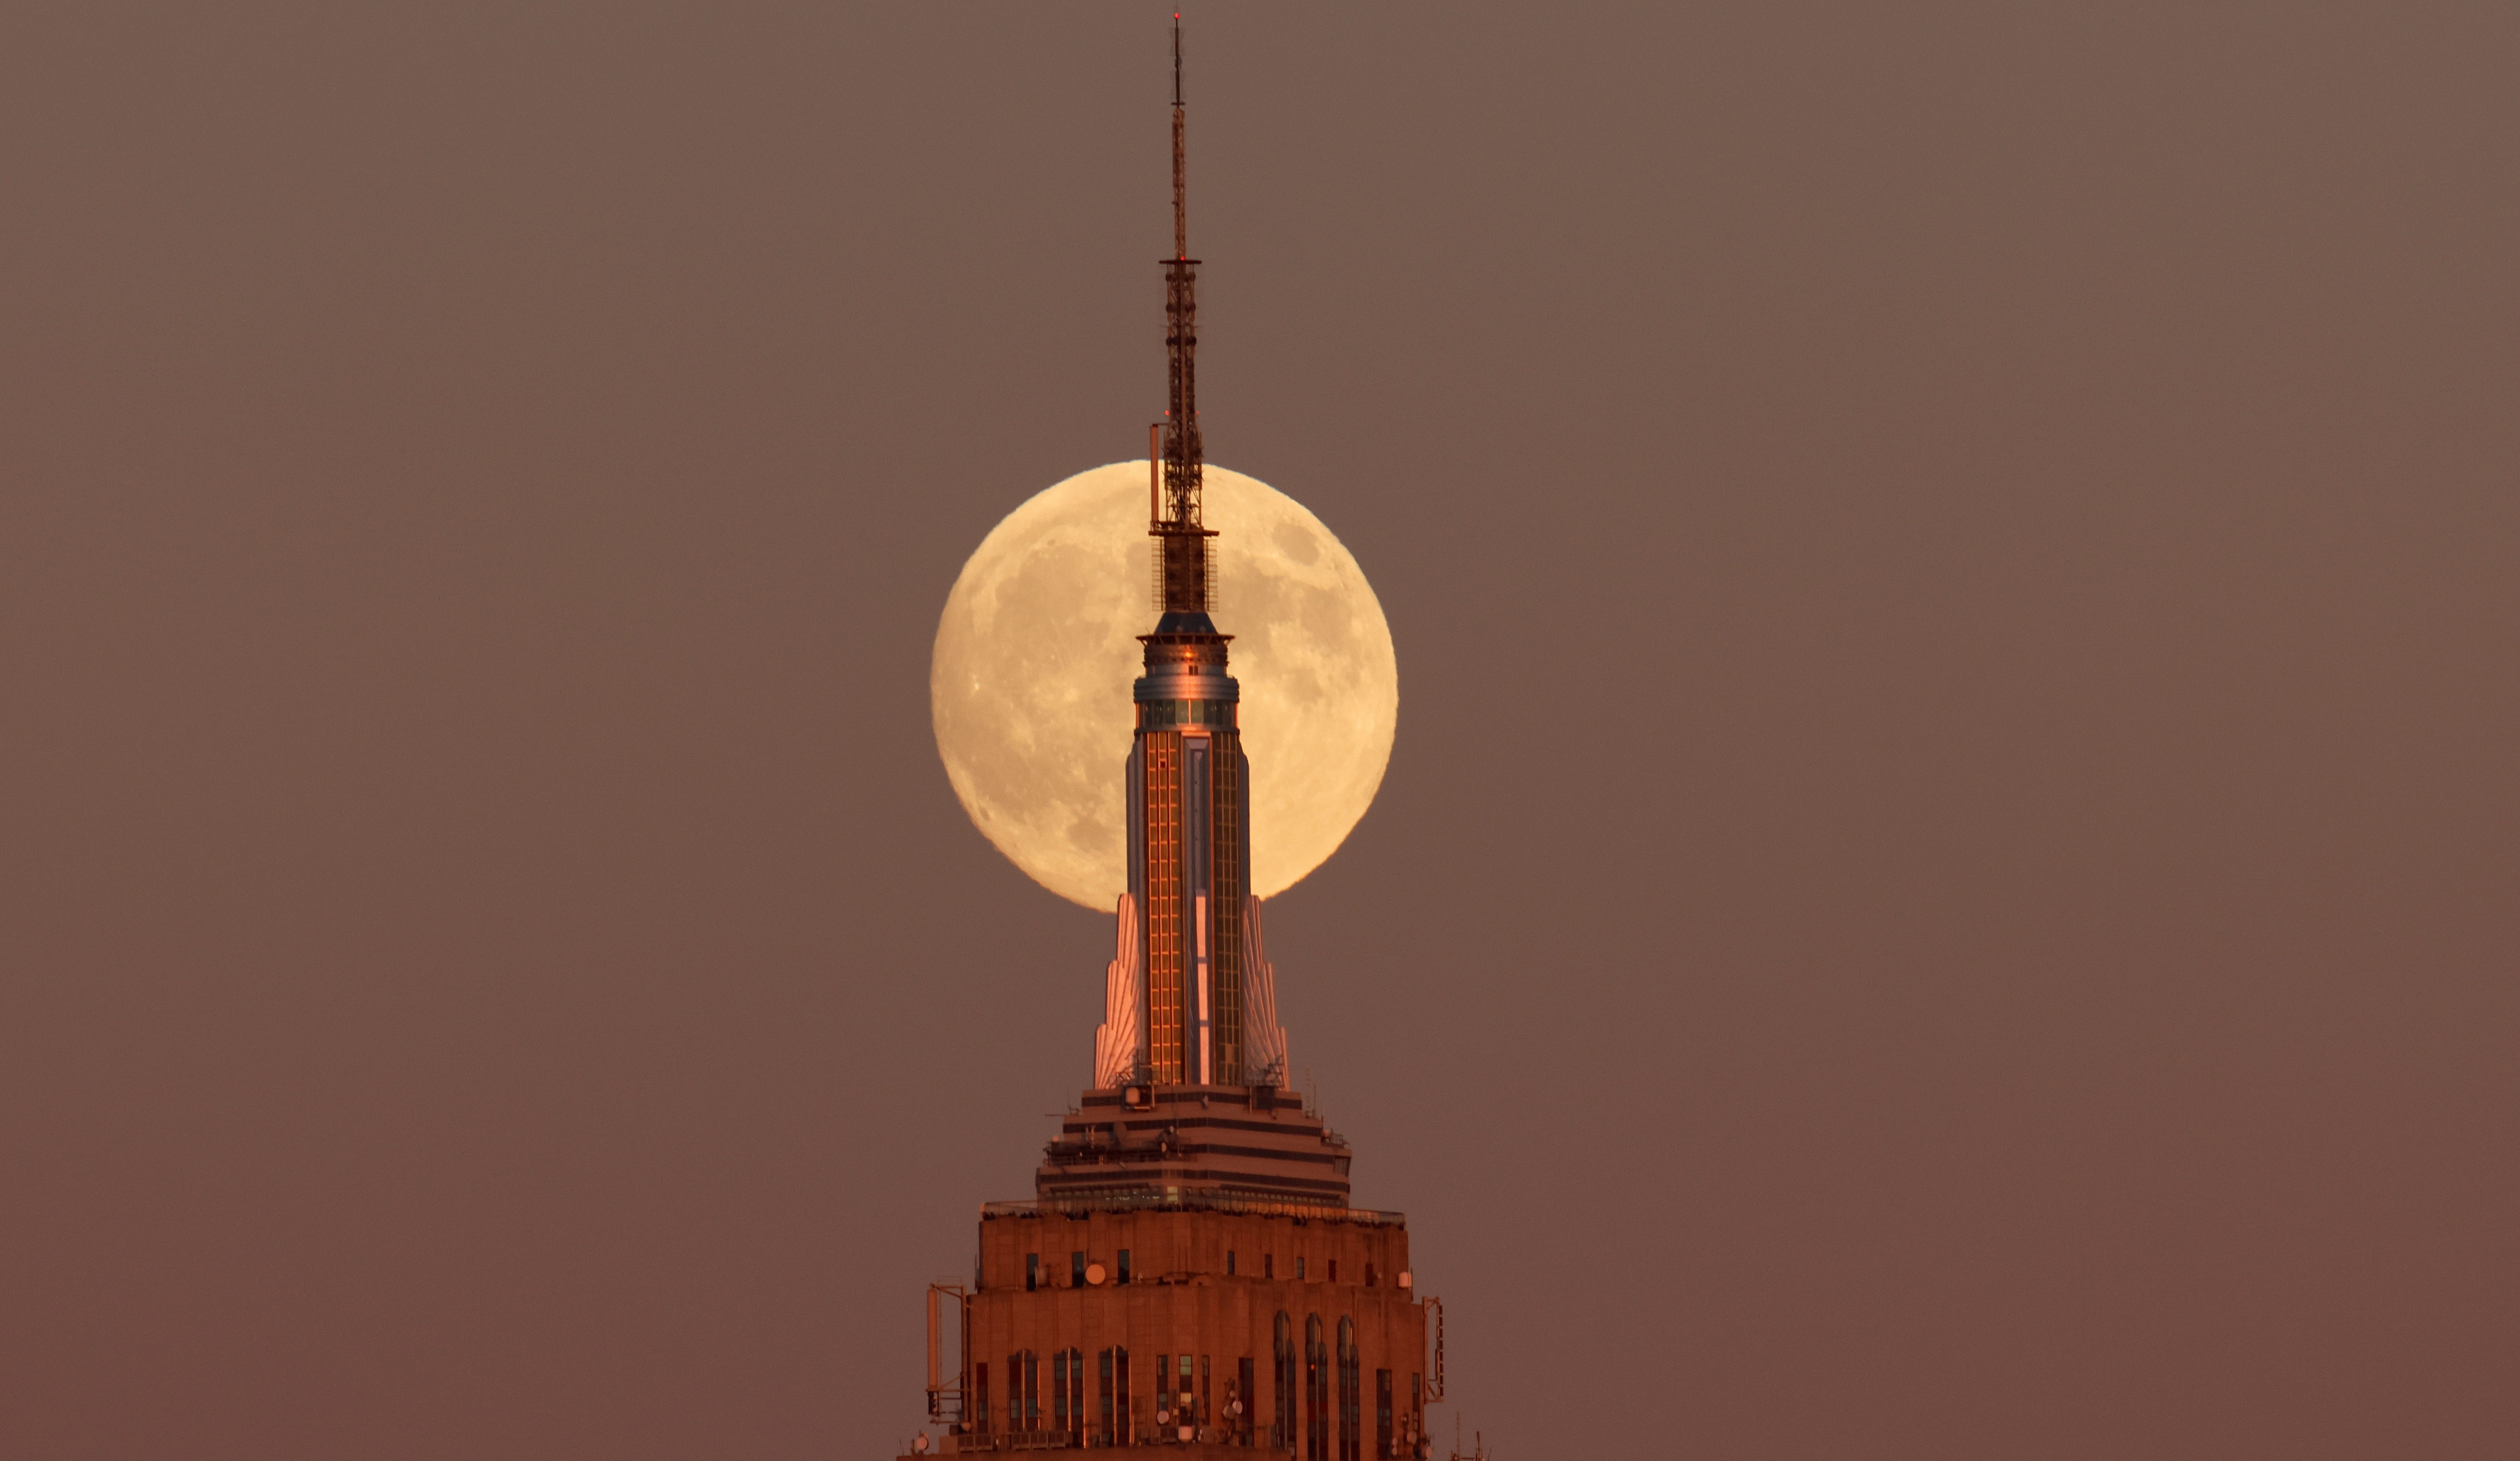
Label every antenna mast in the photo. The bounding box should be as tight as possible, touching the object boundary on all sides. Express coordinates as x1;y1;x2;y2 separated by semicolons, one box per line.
1154;11;1211;614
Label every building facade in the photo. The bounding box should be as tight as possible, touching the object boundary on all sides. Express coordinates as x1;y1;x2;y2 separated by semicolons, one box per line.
953;1192;1430;1457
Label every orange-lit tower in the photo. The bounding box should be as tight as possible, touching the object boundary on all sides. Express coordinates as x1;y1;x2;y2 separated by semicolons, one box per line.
902;21;1443;1461
1123;11;1257;1100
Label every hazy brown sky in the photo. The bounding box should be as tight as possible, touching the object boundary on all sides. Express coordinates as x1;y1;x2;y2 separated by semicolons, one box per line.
4;4;2514;1457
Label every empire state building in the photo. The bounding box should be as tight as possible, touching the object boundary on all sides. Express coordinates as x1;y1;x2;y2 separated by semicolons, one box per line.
902;22;1444;1461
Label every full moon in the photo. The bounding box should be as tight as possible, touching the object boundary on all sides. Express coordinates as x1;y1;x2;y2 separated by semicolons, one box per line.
932;462;1398;909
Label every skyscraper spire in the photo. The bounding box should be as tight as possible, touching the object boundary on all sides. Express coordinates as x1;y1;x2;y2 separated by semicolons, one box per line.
1172;14;1187;256
1154;11;1211;615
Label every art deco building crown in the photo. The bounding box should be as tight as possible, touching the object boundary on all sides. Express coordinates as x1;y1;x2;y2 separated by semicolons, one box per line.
905;24;1446;1461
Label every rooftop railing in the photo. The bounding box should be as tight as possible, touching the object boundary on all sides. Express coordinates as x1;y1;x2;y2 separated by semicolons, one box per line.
981;1192;1404;1227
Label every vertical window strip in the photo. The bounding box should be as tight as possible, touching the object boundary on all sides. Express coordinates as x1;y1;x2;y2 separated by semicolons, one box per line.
1143;735;1185;1083
1338;1319;1359;1461
1212;730;1243;1078
1274;1313;1294;1453
1305;1315;1326;1461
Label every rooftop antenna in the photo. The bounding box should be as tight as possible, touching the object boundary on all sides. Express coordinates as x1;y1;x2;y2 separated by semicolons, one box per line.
1171;13;1187;257
1152;9;1213;615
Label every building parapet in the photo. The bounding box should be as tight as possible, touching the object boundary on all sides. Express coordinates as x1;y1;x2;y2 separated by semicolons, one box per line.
981;1194;1405;1228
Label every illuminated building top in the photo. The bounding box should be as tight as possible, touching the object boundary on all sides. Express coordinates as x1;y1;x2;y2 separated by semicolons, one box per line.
905;24;1445;1457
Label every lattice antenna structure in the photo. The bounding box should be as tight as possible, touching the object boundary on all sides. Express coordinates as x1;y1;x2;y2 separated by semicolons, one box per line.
1151;11;1214;615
